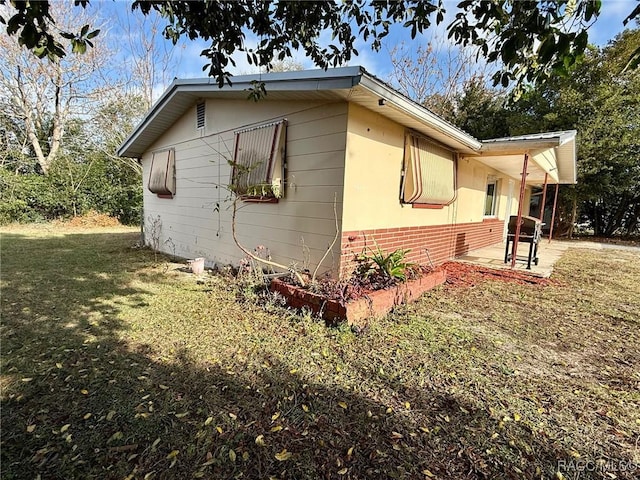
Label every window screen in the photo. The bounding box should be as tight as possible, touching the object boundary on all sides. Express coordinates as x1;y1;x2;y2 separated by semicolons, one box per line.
148;149;176;197
231;120;286;199
196;102;205;129
401;133;456;205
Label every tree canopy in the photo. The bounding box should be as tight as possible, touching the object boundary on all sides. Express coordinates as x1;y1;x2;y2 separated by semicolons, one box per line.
2;0;639;88
437;29;640;237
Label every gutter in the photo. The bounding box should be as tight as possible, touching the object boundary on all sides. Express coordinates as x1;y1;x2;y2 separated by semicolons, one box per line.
357;70;482;151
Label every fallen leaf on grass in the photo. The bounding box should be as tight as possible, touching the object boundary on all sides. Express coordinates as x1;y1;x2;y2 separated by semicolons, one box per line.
270;425;283;433
166;450;179;459
108;431;123;443
175;412;189;418
302;404;309;412
228;449;236;462
204;417;213;426
255;435;266;446
27;424;36;433
275;449;292;461
21;378;33;382
422;469;435;477
159;384;169;390
106;410;116;421
271;412;280;421
216;426;223;434
337;468;348;475
60;424;70;433
109;444;138;453
80;389;89;395
338;402;347;409
83;413;92;420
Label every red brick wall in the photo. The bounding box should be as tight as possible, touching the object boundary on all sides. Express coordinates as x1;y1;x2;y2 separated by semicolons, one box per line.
340;219;504;277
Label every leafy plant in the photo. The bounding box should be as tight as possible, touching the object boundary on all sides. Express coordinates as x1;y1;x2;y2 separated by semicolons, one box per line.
355;246;415;283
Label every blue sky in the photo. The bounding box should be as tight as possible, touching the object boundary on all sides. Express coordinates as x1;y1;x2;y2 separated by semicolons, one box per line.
89;0;637;98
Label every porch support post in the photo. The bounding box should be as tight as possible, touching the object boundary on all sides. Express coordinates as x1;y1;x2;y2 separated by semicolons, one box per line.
511;153;530;269
548;183;560;243
540;173;548;222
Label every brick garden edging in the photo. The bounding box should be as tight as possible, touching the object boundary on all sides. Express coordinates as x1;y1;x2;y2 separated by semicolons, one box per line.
270;269;446;327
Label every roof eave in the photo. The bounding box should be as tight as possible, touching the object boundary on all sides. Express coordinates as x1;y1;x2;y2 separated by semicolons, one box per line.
358;74;482;151
117;67;366;158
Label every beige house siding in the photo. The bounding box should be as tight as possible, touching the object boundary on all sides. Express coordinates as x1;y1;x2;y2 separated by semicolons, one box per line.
340;103;529;273
141;99;348;273
342;103;528;230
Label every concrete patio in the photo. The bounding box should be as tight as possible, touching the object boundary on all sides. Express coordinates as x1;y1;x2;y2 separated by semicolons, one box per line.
456;239;571;278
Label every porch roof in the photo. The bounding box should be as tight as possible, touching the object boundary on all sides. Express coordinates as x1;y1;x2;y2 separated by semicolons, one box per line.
469;131;577;185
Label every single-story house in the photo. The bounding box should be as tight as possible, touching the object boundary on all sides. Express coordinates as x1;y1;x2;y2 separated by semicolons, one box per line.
118;66;576;278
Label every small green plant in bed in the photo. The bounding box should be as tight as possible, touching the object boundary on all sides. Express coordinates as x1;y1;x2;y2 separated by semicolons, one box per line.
354;245;417;289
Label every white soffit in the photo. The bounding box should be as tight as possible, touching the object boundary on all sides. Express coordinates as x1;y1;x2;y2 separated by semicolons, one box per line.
468;153;550;184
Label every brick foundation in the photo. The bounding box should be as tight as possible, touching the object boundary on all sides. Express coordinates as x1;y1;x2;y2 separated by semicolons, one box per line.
341;219;504;278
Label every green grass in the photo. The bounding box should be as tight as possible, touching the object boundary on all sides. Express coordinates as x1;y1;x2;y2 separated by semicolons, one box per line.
1;225;639;479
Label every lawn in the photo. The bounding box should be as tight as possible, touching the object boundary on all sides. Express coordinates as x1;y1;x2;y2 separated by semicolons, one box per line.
1;225;639;480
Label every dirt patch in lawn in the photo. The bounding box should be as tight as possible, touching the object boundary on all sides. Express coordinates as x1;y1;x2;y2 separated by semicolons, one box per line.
442;261;555;288
56;211;123;228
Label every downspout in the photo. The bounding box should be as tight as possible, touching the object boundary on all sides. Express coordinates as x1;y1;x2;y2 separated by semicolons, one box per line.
548;183;560;243
511;153;530;269
139;157;145;245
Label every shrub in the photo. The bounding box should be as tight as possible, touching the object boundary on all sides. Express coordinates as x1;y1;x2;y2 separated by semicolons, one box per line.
0;155;142;226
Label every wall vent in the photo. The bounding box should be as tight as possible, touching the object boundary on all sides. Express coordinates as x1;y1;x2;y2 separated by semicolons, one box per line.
196;102;205;129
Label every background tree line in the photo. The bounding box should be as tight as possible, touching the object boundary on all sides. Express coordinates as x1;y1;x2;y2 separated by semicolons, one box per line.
1;2;638;237
0;4;179;225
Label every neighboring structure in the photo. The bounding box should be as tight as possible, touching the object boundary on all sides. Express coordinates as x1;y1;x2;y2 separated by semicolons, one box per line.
118;67;576;278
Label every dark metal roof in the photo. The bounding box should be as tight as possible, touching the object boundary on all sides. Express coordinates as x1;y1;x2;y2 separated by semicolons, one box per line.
117;66;481;158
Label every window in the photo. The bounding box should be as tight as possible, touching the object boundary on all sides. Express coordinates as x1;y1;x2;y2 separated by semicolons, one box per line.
196;102;205;129
148;149;176;198
231;120;286;200
484;176;499;216
401;133;456;206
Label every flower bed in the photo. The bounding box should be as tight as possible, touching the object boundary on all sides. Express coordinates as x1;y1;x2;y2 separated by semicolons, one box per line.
270;268;446;327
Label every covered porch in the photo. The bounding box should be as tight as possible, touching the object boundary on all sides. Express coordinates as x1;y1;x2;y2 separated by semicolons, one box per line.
459;130;577;276
455;240;571;278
